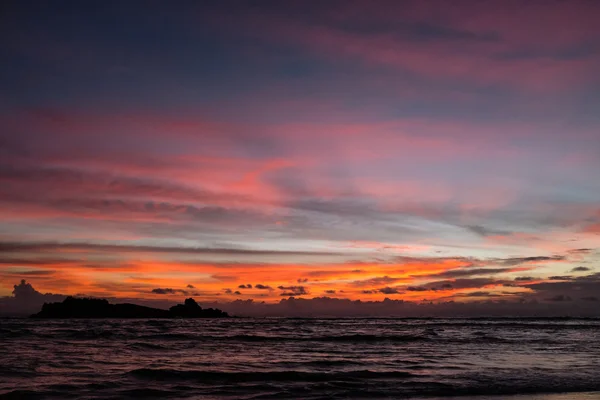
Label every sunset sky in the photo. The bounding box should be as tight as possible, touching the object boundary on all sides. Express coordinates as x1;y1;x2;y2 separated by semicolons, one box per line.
1;1;599;312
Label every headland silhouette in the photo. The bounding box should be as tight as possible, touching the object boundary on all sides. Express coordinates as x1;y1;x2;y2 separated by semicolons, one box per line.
31;296;229;318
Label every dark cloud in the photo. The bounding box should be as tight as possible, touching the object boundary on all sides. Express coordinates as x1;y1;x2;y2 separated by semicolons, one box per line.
0;280;65;315
12;280;46;298
407;278;503;292
465;291;491;297
289;198;379;220
0;165;232;204
4;195;276;228
546;295;572;302
151;288;188;295
407;286;429;292
286;200;524;240
324;290;336;294
571;266;591;272
0;257;77;266
352;276;402;287
395;255;473;265
234;291;241;295
438;278;502;290
378;287;402;294
567;248;593;255
306;270;345;277
4;269;56;276
549;276;573;280
255;284;273;290
297;278;308;283
496;256;565;266
278;285;308;296
514;276;534;281
466;225;511;237
423;267;516;279
211;274;237;282
577;272;600;282
395;253;573;275
0;241;341;257
186;284;195;289
281;199;462;242
201;295;600;317
524;273;600;304
238;284;252;289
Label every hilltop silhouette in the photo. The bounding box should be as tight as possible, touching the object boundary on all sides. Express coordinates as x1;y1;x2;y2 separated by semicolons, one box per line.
31;297;229;318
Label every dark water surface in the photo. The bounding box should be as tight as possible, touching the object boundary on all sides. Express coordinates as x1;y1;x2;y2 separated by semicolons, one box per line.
1;318;600;399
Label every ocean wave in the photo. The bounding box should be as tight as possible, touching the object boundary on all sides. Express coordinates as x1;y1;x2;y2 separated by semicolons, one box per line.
137;333;195;340
7;330;565;344
116;388;179;398
132;333;560;345
415;322;600;330
0;389;70;399
3;329;567;346
0;328;35;338
134;333;428;342
4;318;600;400
126;342;168;350
123;368;600;398
228;333;428;342
126;368;416;382
29;329;118;340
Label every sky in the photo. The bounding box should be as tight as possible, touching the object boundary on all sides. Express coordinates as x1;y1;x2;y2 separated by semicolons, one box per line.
1;0;600;315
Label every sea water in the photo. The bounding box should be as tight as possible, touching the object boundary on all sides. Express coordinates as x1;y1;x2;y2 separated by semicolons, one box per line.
1;318;599;399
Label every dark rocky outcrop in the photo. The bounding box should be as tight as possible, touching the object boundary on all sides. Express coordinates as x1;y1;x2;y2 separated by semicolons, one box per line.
169;298;228;318
31;296;229;318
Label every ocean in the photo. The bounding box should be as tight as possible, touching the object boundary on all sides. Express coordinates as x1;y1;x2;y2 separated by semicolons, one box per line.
1;318;599;399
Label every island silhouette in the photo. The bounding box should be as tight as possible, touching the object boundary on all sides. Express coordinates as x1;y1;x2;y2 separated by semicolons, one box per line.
31;297;229;318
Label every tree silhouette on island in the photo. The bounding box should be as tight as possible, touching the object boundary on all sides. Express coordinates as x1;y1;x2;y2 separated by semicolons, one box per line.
31;296;229;318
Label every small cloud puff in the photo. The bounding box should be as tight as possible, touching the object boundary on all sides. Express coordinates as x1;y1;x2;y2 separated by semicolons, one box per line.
151;288;188;295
